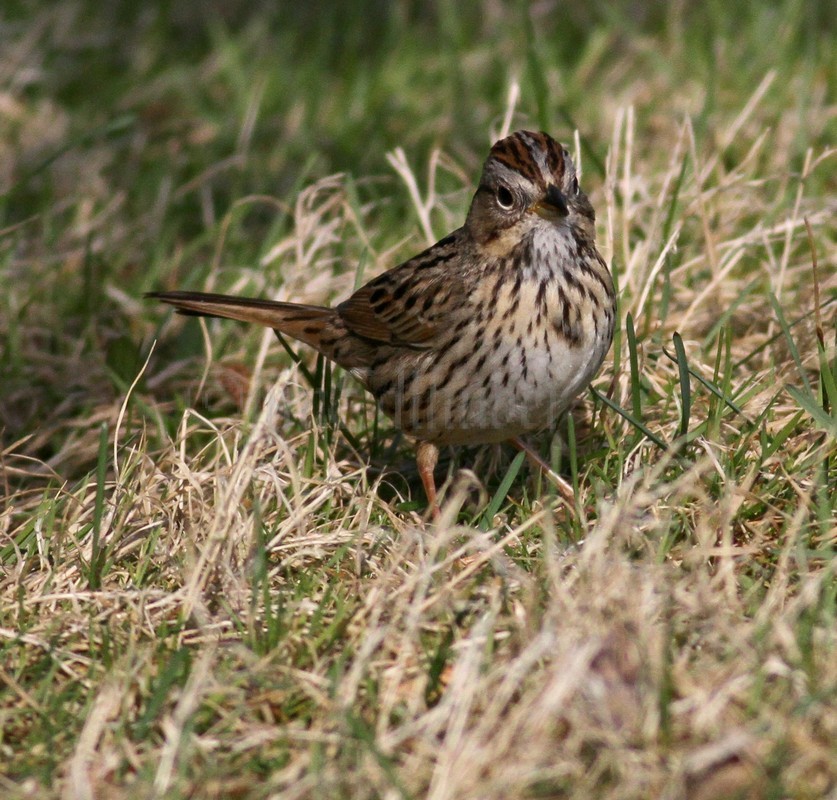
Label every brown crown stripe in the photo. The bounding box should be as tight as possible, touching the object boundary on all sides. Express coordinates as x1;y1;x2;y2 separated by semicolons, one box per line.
488;131;566;185
543;137;565;176
490;134;540;182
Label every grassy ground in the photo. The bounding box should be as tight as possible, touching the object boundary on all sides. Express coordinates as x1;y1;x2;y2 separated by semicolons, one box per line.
1;2;835;797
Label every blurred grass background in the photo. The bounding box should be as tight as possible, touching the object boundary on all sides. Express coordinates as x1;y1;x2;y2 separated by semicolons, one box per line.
2;0;832;480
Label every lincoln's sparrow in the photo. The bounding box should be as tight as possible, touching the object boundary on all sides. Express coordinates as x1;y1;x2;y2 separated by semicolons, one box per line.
149;131;615;512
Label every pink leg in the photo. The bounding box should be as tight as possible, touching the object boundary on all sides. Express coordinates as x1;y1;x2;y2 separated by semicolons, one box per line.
416;441;441;520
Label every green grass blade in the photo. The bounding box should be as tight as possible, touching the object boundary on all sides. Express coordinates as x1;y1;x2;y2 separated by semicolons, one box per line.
274;331;317;389
768;292;813;394
89;422;109;590
662;153;688;244
816;336;837;419
482;451;526;527
662;342;747;418
734;295;837;370
786;385;837;437
626;312;643;421
672;333;691;439
591;388;668;451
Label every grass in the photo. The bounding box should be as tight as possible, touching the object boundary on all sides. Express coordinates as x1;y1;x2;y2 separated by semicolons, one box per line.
1;1;835;797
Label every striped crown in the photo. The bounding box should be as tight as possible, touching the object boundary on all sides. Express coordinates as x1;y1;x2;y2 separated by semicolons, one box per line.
486;130;571;189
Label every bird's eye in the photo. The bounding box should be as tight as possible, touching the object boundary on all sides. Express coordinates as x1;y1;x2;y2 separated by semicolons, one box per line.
496;186;514;209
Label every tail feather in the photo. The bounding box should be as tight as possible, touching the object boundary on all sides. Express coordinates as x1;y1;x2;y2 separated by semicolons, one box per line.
147;290;337;356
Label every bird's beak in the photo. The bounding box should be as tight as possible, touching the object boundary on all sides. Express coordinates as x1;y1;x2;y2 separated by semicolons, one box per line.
530;184;569;220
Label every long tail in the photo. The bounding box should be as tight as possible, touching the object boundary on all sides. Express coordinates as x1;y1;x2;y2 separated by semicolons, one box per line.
147;290;337;356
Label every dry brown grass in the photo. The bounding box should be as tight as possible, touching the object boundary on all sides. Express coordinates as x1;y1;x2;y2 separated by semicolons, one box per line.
1;4;835;799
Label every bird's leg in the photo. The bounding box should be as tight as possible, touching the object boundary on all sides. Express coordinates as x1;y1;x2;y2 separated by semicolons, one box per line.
416;440;441;520
509;436;575;505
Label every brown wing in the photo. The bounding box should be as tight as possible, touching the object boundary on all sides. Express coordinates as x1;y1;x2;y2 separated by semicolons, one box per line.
337;231;462;349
